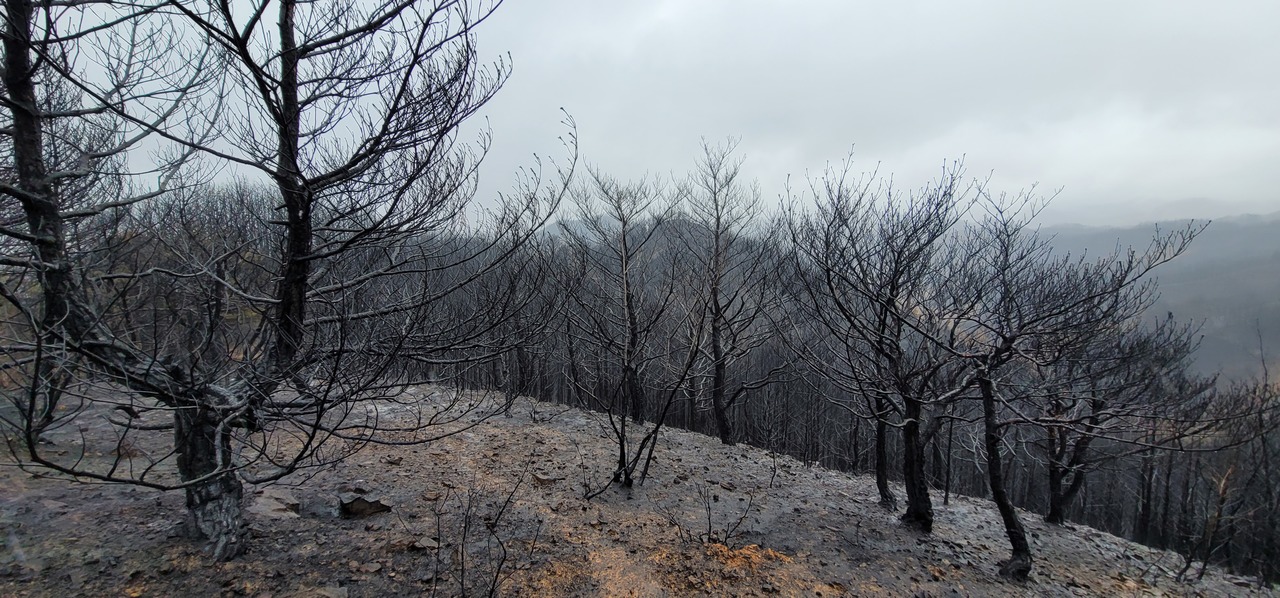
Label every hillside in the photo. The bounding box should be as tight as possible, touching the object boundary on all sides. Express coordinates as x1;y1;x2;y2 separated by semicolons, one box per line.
1;389;1273;597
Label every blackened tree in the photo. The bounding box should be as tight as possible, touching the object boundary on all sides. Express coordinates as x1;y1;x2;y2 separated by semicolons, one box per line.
945;193;1202;579
677;138;787;445
554;169;700;493
788;159;974;532
2;0;567;560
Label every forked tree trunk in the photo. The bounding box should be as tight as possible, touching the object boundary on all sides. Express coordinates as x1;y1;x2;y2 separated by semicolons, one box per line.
1044;422;1093;525
1045;463;1086;525
176;404;245;561
979;376;1032;580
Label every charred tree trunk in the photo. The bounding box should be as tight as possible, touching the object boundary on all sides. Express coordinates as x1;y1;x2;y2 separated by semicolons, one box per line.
614;415;631;487
900;396;933;533
711;311;732;448
175;403;245;561
515;343;533;394
849;415;862;472
874;398;897;510
944;415;955;506
683;378;700;432
1135;426;1158;544
980;375;1032;580
622;268;644;424
1046;461;1066;524
1044;413;1095;525
6;2;251;560
4;0;72;434
624;363;644;428
1046;466;1087;525
1158;448;1176;548
1046;423;1093;525
269;0;311;374
1136;450;1154;544
928;434;945;489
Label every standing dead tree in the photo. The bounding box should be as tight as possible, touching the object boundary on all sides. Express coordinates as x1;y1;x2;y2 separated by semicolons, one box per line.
942;193;1203;580
676;138;787;445
1;0;215;429
1;0;569;560
787;159;975;533
554;169;702;494
1026;316;1214;525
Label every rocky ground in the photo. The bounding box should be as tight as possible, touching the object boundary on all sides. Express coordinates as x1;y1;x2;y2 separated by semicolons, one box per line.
1;386;1274;597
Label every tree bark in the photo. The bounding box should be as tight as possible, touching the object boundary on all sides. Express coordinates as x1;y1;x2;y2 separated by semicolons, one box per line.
1135;429;1157;543
928;434;944;489
979;375;1032;580
4;0;74;433
176;404;245;561
708;276;736;445
1046;470;1080;525
269;0;311;372
709;344;734;444
1046;461;1087;525
944;415;955;506
1157;448;1175;548
900;396;933;533
874;400;897;510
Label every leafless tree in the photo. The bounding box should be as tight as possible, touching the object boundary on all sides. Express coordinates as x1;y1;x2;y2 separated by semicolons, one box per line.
2;0;570;560
2;0;214;422
554;168;702;494
787;159;975;532
1024;315;1214;525
676;138;787;445
943;193;1203;579
1151;367;1280;584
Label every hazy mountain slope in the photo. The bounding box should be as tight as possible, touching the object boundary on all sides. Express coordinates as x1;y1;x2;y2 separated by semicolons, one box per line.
1042;212;1280;380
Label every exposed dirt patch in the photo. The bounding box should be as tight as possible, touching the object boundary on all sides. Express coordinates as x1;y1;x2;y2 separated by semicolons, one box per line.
2;388;1274;596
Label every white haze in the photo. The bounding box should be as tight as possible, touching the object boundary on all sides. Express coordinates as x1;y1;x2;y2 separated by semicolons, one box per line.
470;0;1280;226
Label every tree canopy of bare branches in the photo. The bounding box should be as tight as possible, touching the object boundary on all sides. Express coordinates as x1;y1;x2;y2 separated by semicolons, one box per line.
2;0;570;560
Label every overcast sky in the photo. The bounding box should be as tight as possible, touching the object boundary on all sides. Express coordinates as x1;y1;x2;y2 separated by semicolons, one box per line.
469;1;1279;226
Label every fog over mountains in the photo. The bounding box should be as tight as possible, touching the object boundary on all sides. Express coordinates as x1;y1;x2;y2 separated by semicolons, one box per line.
1043;210;1280;381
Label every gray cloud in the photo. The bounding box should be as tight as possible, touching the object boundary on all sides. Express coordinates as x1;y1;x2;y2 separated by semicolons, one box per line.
470;1;1280;225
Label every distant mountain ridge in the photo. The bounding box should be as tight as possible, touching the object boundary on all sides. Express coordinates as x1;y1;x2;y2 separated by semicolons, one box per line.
1041;211;1280;380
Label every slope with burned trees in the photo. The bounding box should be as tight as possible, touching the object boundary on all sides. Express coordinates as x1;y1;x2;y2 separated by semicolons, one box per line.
3;0;1277;591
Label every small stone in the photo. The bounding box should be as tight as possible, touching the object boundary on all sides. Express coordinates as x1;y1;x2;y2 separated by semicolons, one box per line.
339;495;391;518
412;537;440;550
